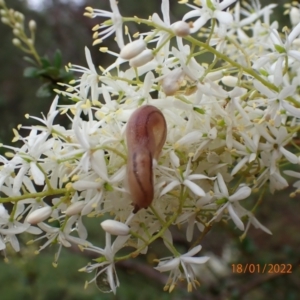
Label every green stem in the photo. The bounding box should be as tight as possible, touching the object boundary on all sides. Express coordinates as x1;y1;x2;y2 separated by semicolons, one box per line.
184;36;299;107
0;188;68;204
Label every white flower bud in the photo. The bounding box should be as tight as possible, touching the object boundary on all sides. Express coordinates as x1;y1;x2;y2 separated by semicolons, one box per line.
1;17;9;25
65;201;85;216
14;11;24;22
72;180;99;191
161;68;184;96
171;21;190;37
13;28;20;36
206;70;223;81
12;38;21;47
129;49;154;68
120;39;146;60
221;75;238;87
27;206;52;224
101;220;130;236
290;7;300;27
29;20;36;31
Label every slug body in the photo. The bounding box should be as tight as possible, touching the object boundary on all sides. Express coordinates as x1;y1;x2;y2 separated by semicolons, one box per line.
126;105;167;213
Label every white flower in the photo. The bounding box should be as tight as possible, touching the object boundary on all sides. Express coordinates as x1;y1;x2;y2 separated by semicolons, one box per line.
183;0;237;33
61;47;99;106
160;157;215;198
2;0;300;293
252;23;300;85
80;232;129;294
257;125;298;174
0;204;41;251
231;129;260;176
284;170;300;189
253;80;300;122
155;245;209;292
209;173;252;230
32;218;91;266
85;0;124;48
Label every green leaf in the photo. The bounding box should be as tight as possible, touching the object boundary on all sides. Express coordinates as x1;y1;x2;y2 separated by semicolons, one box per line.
53;49;62;69
23;66;39;78
36;82;52;98
23;56;38;66
38;66;60;78
40;56;51;68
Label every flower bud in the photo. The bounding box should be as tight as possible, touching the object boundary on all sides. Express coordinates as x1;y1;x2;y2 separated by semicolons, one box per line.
65;201;85;216
120;39;146;60
129;49;154;68
290;7;300;27
14;11;24;22
12;38;21;47
101;220;130;236
27;206;52;224
29;20;36;31
13;28;20;36
1;17;9;24
171;21;190;37
221;75;238;87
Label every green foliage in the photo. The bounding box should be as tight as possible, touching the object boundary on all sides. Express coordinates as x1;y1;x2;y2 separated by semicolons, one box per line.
23;50;74;98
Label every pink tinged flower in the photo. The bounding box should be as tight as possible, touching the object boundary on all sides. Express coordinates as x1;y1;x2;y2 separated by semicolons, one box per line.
160;68;184;96
171;21;190;37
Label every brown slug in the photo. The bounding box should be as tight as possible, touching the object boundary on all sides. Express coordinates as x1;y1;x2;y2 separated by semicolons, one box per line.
126;105;167;213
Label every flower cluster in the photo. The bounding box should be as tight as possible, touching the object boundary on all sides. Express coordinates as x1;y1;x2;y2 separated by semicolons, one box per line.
1;0;300;294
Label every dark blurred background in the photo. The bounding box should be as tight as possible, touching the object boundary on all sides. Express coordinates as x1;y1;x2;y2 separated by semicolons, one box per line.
0;0;299;299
